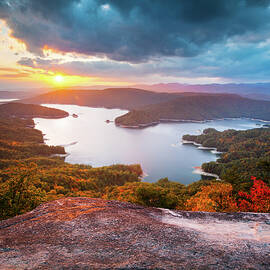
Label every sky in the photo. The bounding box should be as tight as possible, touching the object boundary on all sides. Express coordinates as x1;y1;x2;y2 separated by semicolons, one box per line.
1;0;270;89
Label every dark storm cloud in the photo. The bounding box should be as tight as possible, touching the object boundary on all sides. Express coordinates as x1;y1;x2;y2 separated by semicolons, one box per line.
1;0;270;62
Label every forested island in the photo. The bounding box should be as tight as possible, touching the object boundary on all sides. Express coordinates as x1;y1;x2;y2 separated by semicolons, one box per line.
0;103;269;220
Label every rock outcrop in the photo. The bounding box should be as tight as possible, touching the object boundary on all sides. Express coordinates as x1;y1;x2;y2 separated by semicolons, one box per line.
0;197;269;269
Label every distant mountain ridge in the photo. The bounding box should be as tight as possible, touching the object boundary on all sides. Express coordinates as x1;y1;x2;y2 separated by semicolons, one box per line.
133;82;270;100
0;89;51;99
3;82;270;101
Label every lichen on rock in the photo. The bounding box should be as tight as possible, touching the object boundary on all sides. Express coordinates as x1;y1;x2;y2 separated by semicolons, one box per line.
0;197;269;269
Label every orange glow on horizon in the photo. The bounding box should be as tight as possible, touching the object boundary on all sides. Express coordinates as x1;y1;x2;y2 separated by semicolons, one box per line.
0;20;137;89
30;72;91;87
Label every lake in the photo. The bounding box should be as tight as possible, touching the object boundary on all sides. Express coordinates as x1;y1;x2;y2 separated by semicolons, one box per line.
34;104;265;184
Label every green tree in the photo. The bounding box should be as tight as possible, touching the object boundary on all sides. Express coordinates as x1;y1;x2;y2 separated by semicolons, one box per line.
0;164;46;219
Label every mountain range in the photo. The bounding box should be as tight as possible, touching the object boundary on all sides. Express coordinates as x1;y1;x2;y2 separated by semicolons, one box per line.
1;82;270;101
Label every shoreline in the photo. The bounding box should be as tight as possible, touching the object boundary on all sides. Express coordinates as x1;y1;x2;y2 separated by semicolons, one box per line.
181;139;223;155
140;171;149;179
57;141;78;147
50;153;70;158
193;166;221;180
115;116;270;129
115;121;159;129
115;119;210;129
181;139;222;180
30;114;69;119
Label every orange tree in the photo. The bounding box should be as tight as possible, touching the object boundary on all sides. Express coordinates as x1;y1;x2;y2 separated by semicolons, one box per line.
185;182;238;212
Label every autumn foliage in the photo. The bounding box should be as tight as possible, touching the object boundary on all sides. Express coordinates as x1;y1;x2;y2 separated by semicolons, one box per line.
185;177;270;213
185;183;237;212
238;177;270;213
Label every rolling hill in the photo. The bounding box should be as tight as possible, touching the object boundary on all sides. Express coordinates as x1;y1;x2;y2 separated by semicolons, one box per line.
20;88;182;110
115;94;270;127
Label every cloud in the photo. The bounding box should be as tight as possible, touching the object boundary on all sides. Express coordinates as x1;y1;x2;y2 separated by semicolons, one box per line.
1;0;270;63
0;66;31;78
17;36;270;83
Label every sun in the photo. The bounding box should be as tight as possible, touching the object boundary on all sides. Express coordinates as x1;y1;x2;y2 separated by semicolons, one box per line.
54;75;64;83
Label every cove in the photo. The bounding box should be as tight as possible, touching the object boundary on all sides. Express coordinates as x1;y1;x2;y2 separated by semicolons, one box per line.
34;104;264;185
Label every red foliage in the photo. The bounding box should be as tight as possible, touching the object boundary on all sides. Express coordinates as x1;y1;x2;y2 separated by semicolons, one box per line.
238;177;270;213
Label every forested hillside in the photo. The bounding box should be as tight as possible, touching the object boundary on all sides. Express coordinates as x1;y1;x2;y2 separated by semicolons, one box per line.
20;88;180;110
0;102;69;118
183;128;270;192
115;94;270;127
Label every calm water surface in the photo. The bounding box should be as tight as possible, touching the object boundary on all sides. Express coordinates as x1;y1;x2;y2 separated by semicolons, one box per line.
34;104;265;184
